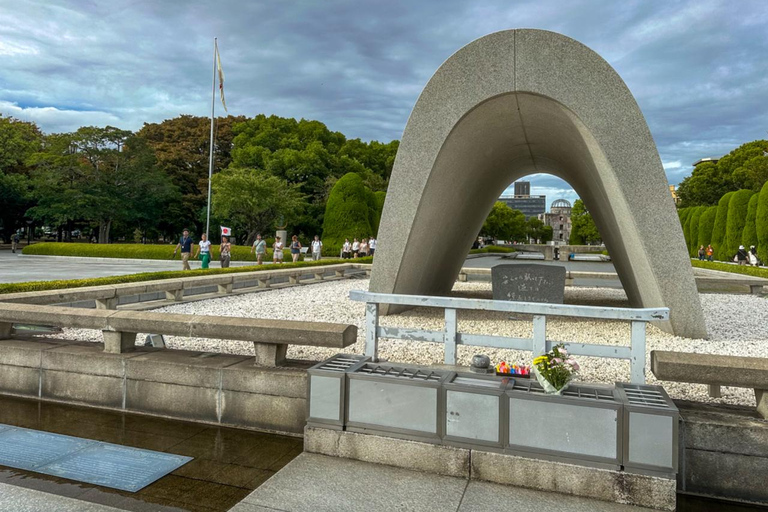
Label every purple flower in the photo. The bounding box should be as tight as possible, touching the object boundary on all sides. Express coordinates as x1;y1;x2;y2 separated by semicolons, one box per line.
559;348;568;356
552;357;562;364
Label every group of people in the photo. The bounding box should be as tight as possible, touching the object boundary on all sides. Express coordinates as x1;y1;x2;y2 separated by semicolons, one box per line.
341;237;376;259
173;229;232;270
697;244;763;266
173;228;377;271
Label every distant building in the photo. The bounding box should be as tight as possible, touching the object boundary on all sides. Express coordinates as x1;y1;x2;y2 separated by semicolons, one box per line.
500;180;545;218
538;199;572;244
692;157;719;167
669;185;680;205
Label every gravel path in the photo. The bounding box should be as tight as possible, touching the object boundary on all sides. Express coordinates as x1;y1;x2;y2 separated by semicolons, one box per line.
53;279;768;407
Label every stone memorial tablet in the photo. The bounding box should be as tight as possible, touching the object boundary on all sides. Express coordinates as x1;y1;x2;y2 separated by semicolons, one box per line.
491;264;566;303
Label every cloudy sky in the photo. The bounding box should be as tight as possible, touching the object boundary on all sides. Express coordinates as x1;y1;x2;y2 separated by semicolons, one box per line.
1;0;766;208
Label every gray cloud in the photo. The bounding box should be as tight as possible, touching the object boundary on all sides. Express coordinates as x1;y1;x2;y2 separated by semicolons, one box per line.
1;0;766;206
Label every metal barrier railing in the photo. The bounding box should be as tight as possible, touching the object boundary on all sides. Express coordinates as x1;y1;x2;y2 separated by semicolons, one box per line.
348;290;670;384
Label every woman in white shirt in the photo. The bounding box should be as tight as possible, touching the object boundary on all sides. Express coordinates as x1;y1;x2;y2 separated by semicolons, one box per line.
342;238;352;259
273;236;284;264
194;233;212;269
359;238;368;257
352;238;360;258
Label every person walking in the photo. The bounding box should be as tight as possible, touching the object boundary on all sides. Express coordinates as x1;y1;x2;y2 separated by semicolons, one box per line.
273;236;284;264
342;238;352;259
290;235;302;263
251;234;267;265
219;236;232;268
735;245;748;266
194;233;212;269
352;238;360;258
311;235;323;261
369;237;376;257
11;233;19;253
705;245;714;261
172;228;194;270
697;245;705;261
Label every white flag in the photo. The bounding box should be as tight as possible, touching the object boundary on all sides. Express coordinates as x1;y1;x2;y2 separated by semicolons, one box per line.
221;226;232;236
215;40;227;112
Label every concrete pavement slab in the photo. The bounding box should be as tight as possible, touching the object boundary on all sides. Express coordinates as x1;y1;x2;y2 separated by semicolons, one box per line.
0;482;123;512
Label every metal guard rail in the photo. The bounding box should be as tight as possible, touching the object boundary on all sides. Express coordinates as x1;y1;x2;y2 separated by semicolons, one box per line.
348;290;670;384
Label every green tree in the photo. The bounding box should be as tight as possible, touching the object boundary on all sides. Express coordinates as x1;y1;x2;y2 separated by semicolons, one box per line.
526;217;549;243
321;173;379;250
697;206;718;250
0;115;43;240
541;225;554;244
712;192;734;260
569;199;601;244
757;181;768;264
211;168;304;244
687;206;705;257
480;202;526;242
742;193;759;250
724;189;754;259
137;114;246;237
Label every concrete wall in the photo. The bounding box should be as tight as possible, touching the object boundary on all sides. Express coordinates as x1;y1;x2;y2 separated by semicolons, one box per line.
370;29;706;339
0;337;309;435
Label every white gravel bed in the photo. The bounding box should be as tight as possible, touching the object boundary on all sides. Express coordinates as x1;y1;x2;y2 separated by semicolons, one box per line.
51;279;768;408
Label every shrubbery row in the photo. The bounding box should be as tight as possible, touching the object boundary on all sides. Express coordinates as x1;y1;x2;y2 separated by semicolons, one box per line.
680;181;768;263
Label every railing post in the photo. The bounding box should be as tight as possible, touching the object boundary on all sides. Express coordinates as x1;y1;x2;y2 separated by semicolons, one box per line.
365;302;380;362
444;308;458;365
532;315;547;356
630;320;647;384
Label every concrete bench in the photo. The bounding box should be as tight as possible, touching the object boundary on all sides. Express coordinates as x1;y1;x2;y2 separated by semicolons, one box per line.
0;302;357;367
651;350;768;418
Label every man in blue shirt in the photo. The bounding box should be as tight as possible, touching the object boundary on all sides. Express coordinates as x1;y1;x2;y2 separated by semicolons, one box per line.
172;228;194;270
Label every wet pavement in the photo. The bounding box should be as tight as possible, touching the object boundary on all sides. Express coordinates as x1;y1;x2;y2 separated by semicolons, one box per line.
0;395;302;511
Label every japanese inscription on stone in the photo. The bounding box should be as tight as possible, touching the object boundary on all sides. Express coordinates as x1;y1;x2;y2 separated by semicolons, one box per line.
491;264;566;304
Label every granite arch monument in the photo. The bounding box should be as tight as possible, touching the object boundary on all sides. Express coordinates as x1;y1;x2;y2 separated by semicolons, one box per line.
370;29;706;338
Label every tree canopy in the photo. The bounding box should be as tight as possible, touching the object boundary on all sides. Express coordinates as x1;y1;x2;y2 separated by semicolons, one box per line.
569;199;601;245
480;202;526;242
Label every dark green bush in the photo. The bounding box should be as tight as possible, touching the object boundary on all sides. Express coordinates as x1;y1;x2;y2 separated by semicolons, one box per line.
712;192;734;260
724;189;755;260
742;193;759;250
757;181;768;265
687;206;705;257
23;242;275;262
681;208;693;249
0;257;373;295
321;173;378;250
697;206;718;250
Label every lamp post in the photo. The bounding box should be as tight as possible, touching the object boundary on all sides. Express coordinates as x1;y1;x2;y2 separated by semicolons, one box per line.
25;220;32;247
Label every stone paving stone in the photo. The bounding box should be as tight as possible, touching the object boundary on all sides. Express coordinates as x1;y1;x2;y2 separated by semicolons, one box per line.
0;482;123;512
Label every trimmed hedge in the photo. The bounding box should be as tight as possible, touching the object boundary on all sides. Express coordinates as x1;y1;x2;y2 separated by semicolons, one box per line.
681;208;694;249
469;245;517;254
697;206;718;250
758;181;768;265
712;192;734;261
23;242;281;262
691;260;768;280
724;189;755;260
0;257;373;295
322;173;377;253
687;206;705;257
742;193;759;250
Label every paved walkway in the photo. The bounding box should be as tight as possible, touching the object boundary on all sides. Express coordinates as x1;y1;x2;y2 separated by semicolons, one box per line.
228;453;655;512
0;482;122;512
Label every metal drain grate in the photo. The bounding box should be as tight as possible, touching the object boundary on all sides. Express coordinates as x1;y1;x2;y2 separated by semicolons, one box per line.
620;384;672;408
356;364;443;381
315;354;367;372
509;380;616;401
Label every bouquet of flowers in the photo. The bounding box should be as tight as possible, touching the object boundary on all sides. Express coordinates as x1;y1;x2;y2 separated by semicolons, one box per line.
532;344;580;395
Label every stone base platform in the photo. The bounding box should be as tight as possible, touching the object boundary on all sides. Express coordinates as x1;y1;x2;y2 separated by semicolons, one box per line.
0;336;312;435
303;427;676;511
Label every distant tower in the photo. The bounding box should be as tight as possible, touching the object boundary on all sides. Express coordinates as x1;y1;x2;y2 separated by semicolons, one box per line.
538;199;572;244
514;181;531;197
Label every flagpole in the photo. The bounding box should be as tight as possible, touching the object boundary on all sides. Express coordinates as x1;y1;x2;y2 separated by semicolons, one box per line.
205;37;217;240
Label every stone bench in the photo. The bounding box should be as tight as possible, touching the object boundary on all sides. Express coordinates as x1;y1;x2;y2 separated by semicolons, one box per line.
651;350;768;418
0;302;357;367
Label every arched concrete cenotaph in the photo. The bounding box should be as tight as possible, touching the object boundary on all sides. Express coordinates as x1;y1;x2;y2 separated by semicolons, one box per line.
370;29;707;338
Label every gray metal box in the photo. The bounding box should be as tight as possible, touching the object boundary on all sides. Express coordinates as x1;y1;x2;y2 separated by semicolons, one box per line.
442;373;510;450
346;363;450;442
616;383;678;477
505;380;623;469
307;354;370;429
